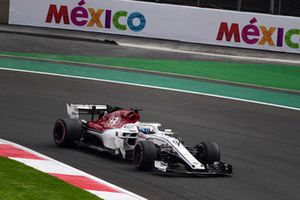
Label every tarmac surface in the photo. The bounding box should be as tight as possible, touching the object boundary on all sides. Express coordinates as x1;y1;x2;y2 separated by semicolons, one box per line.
1;24;300;65
0;28;300;200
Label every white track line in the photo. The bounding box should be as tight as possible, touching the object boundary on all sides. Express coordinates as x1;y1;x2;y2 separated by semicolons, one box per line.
0;53;299;94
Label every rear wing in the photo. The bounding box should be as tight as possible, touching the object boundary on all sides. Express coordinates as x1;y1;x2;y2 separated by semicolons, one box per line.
66;104;108;119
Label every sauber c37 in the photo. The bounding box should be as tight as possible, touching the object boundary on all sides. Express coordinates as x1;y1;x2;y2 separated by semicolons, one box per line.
53;104;232;176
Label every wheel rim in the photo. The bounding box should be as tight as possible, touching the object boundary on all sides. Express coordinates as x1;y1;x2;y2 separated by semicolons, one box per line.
197;144;206;158
53;122;65;144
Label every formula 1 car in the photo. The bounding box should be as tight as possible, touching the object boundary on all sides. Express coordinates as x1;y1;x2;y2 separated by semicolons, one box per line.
53;104;232;176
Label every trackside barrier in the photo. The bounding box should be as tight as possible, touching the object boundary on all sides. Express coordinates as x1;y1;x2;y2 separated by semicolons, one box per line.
0;0;9;24
7;0;300;54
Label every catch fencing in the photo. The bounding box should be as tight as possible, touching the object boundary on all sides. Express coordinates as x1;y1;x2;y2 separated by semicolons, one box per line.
137;0;300;17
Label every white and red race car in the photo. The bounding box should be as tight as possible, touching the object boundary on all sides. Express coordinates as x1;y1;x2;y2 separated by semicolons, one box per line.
53;104;232;176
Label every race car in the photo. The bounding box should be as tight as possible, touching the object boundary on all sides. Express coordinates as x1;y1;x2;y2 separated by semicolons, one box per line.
53;104;232;176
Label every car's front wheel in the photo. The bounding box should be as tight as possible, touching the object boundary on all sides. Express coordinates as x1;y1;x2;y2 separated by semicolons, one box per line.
53;118;82;147
133;141;158;171
196;141;220;164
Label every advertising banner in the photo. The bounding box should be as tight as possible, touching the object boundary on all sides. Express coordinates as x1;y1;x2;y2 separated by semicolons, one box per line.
9;0;300;54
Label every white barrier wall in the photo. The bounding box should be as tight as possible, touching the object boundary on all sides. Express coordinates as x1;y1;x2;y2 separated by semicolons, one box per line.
9;0;300;54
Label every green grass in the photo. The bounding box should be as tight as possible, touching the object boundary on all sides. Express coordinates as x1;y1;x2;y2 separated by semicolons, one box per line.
0;156;101;200
1;52;300;91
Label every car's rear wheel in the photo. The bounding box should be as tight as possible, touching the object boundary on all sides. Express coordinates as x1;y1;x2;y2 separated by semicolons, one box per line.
196;141;220;164
133;141;158;171
53;118;82;147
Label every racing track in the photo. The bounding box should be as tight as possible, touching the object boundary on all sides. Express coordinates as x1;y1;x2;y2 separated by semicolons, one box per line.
1;32;300;200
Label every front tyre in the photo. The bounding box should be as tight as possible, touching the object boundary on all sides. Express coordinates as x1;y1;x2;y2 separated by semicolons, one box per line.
133;141;158;171
53;118;82;147
196;141;220;164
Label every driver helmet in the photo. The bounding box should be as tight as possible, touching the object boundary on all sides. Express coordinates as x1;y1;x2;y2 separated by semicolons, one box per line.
139;127;154;134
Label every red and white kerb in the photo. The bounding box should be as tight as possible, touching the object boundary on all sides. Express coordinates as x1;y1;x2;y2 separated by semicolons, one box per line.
0;139;146;200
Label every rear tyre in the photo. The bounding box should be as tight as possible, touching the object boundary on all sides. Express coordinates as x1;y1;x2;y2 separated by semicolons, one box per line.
53;118;82;147
196;141;220;164
133;141;158;171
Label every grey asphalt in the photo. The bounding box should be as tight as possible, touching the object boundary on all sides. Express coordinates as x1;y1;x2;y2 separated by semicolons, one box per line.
0;69;299;200
1;24;300;65
0;29;300;200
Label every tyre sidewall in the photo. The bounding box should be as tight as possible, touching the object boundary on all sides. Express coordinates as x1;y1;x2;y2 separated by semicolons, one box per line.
53;118;82;147
133;141;157;171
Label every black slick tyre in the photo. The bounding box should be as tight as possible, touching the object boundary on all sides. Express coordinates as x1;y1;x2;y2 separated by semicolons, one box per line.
196;141;220;164
133;141;158;171
53;118;82;147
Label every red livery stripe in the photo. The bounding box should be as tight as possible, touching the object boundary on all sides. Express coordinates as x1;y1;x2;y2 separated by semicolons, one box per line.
50;173;120;193
0;144;44;160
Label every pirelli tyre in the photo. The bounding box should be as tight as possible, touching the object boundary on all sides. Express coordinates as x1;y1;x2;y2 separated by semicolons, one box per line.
133;141;158;171
196;141;221;164
53;118;82;147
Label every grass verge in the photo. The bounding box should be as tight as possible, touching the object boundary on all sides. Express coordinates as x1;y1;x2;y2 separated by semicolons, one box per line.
0;156;101;200
1;52;300;92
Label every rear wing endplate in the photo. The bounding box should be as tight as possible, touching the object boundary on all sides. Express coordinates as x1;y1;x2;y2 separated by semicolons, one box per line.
66;104;108;119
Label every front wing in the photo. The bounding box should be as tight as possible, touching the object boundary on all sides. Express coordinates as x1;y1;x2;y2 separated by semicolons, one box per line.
154;161;233;177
